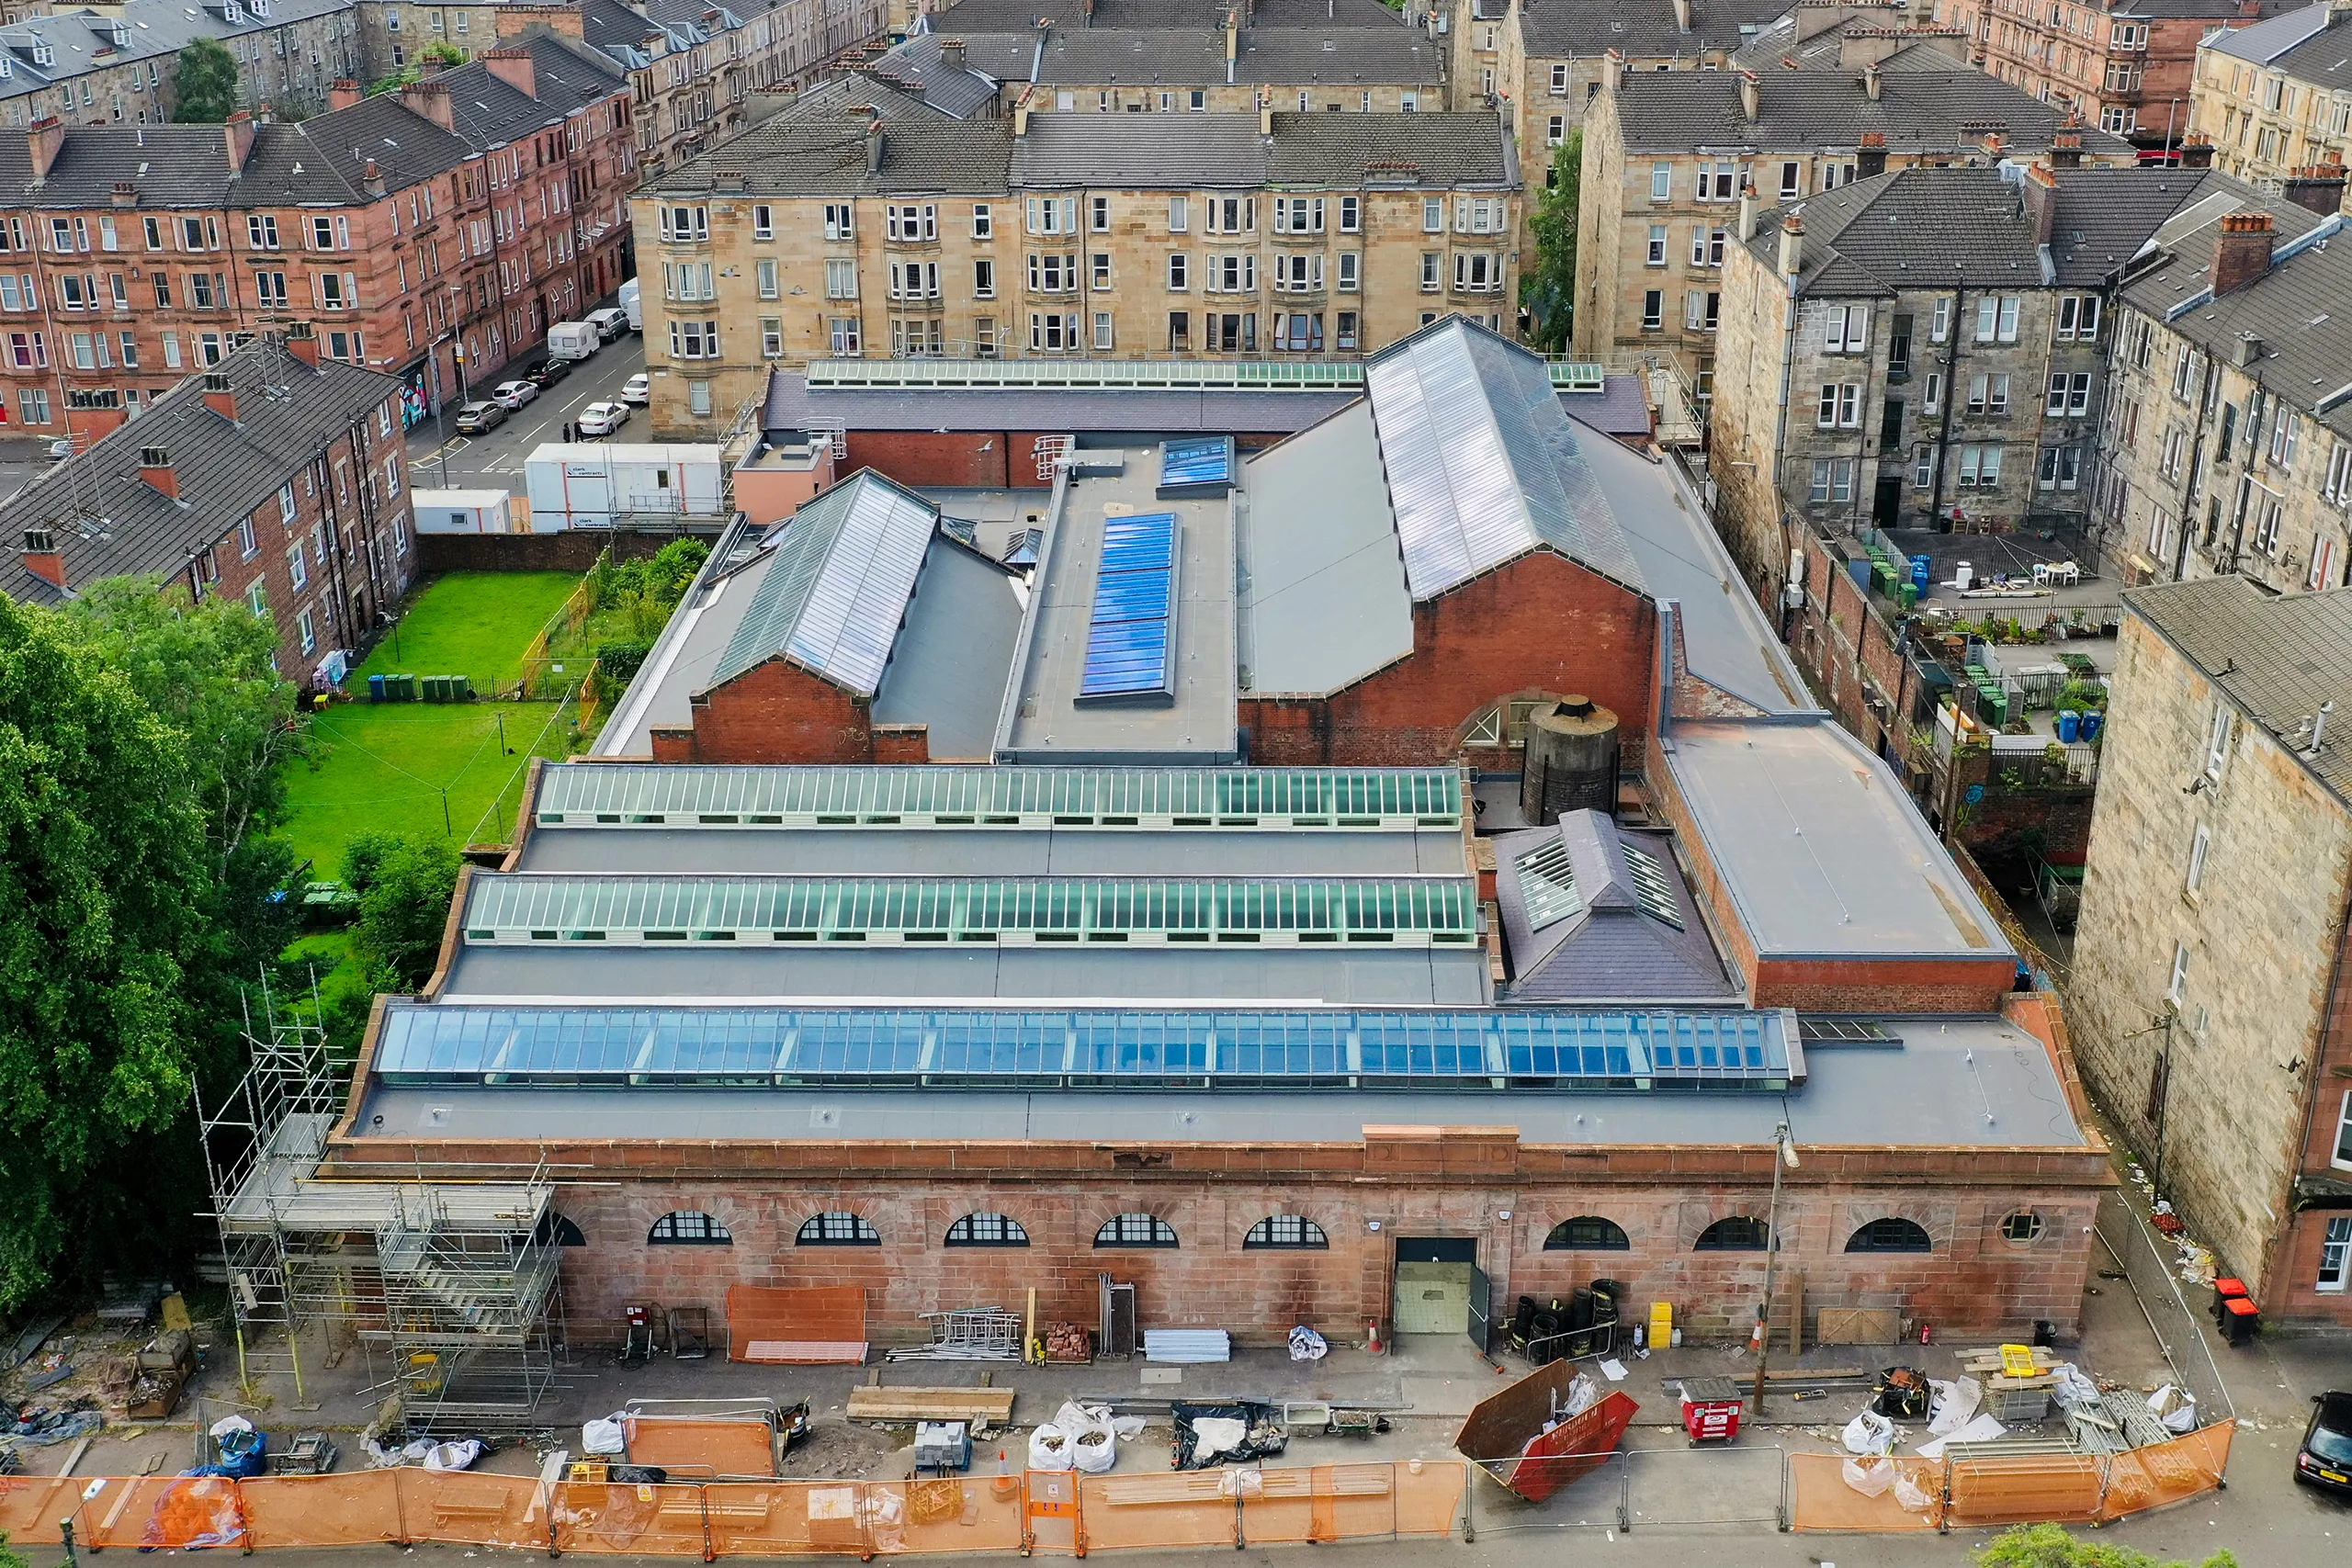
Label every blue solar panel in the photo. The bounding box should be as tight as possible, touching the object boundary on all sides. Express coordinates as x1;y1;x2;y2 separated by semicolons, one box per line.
1080;513;1179;701
374;1004;1796;1092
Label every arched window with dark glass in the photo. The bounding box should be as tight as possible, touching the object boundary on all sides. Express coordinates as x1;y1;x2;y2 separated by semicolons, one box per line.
1094;1213;1179;1248
1845;1218;1932;1254
649;1211;731;1246
534;1213;586;1247
1244;1214;1329;1249
1544;1216;1630;1251
1694;1216;1770;1251
945;1213;1030;1247
796;1212;881;1246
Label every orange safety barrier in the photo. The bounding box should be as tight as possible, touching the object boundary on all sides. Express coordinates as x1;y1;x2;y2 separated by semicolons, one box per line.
1075;1470;1238;1552
394;1466;552;1551
0;1474;77;1546
2098;1419;2235;1522
1393;1460;1466;1537
705;1479;859;1556
725;1285;867;1364
1945;1450;2106;1528
1241;1463;1397;1545
1787;1453;1943;1532
872;1477;1025;1555
553;1481;713;1557
625;1416;778;1479
241;1472;409;1549
81;1476;244;1551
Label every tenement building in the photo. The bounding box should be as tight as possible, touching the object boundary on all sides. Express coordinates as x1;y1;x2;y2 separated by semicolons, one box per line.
1935;0;2280;146
1706;161;2242;604
1572;54;2132;386
632;94;1518;432
2093;178;2349;589
0;39;635;440
2186;0;2351;205
0;0;362;128
0;330;415;684
2071;578;2352;1325
250;319;2111;1398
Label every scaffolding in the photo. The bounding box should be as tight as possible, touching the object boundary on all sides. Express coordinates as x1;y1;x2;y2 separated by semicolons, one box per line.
198;978;567;1434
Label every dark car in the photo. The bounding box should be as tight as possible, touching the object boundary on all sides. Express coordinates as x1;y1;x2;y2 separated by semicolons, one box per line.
2296;1392;2352;1494
524;356;572;389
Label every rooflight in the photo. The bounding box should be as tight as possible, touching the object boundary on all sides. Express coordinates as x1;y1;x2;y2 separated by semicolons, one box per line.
1513;838;1584;928
1622;842;1686;929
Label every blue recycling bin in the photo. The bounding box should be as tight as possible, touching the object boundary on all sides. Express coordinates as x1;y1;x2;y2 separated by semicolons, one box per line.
1909;556;1931;592
2058;710;2081;743
368;672;386;704
2080;711;2103;741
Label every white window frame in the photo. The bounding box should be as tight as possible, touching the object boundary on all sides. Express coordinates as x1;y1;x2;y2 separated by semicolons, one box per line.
2166;940;2189;1004
2324;1214;2352;1291
2186;823;2210;895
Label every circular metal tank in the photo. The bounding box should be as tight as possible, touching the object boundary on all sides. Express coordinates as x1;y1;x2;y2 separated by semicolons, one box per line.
1519;695;1620;826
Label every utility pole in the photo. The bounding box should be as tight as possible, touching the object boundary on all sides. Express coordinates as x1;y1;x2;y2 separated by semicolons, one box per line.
1751;1122;1800;1415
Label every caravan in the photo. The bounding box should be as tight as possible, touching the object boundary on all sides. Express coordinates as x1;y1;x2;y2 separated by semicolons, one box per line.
546;321;600;361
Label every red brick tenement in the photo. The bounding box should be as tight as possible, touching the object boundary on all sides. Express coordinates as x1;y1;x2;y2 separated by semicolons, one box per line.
339;1129;2109;1348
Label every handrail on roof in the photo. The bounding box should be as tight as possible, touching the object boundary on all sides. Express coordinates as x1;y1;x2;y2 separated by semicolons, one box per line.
800;357;1612;393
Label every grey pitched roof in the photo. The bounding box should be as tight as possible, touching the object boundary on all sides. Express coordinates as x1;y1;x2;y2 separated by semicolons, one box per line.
1492;814;1735;1002
2207;0;2332;59
2125;577;2352;804
0;339;399;592
651;86;1015;194
865;34;1002;116
1034;27;1223;83
1747;165;2231;297
1610;67;2134;156
0;0;354;103
1728;13;1969;73
2212;2;2352;88
920;0;1404;29
1519;0;1792;61
2117;185;2351;441
1265;111;1511;186
1234;25;1442;85
1363;317;1645;600
709;469;944;696
1011;109;1266;185
0;123;249;208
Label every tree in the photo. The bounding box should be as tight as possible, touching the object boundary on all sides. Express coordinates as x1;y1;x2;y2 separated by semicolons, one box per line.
369;41;465;96
1976;1524;2240;1568
345;833;464;992
0;594;225;1312
1521;130;1581;355
172;38;241;123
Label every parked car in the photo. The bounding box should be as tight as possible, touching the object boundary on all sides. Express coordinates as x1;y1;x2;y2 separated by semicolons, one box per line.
453;400;506;434
576;400;630;437
2297;1392;2352;1495
43;435;72;460
585;307;628;342
546;321;600;361
620;373;651;406
524;356;572;389
490;379;538;411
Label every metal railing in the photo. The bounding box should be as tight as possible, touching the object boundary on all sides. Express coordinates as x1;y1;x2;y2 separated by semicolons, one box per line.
2094;1187;2237;1425
1464;1445;1790;1537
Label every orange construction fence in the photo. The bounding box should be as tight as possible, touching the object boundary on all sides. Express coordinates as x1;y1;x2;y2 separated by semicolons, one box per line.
1791;1420;2236;1533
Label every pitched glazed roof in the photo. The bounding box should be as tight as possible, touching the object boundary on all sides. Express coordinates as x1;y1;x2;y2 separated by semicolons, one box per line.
709;470;944;696
1609;67;2133;156
2116;186;2350;440
0;339;399;592
1363;317;1645;600
1492;813;1735;1002
2126;577;2352;804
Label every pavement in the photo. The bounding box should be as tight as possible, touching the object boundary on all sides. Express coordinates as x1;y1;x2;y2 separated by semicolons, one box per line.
406;334;649;493
0;434;61;508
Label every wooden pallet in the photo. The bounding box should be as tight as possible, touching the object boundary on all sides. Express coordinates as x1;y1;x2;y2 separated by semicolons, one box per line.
845;1387;1017;1427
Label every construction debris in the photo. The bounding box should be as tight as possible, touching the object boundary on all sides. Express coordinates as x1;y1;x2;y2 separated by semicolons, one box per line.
886;1308;1023;1361
844;1386;1017;1429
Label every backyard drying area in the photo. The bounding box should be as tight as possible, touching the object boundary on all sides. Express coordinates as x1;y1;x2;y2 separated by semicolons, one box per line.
282;571;584;873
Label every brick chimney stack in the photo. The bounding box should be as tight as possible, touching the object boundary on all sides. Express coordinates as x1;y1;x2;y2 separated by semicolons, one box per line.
26;116;64;183
222;108;255;173
2021;161;2057;246
400;77;457;131
110;179;136;208
2048;121;2083;170
201;368;239;423
20;525;64;589
484;45;537;98
2282;158;2347;215
330;78;362;111
1779;213;1804;276
138;444;178;499
284;321;321;367
1857;130;1887;178
2211;210;2275;296
1738;67;1760;121
2177;132;2215;170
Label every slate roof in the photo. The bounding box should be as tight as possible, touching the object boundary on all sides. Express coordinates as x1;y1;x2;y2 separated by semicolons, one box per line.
1033;28;1223;83
1234;25;1442;84
0;339;400;592
1519;0;1791;61
1727;12;1968;73
1492;813;1735;1002
650;87;1016;195
1609;67;2134;155
2126;577;2352;804
1745;165;2233;297
0;38;625;209
2210;3;2352;88
919;0;1404;30
1007;110;1510;189
0;0;354;105
864;34;1003;116
2116;185;2351;441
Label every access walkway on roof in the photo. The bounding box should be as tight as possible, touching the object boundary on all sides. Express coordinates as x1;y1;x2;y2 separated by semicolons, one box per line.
800;356;1612;393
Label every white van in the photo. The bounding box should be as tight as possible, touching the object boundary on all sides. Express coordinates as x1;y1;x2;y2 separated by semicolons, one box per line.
546;321;599;361
617;277;641;333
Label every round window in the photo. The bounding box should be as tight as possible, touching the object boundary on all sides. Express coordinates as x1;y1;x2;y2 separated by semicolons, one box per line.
2000;1211;2044;1245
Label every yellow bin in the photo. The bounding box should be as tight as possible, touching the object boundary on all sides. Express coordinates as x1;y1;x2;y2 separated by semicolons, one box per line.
1649;1301;1674;1348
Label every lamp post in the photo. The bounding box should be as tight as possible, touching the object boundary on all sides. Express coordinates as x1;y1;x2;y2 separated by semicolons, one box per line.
1750;1122;1800;1414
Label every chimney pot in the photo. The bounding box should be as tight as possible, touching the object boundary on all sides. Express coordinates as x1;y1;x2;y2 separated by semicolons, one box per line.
330;77;362;111
1857;130;1887;177
2212;209;2276;296
2282;157;2348;215
2177;131;2215;170
1980;130;2006;159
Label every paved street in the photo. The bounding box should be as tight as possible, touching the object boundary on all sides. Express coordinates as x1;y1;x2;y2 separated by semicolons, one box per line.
406;334;648;493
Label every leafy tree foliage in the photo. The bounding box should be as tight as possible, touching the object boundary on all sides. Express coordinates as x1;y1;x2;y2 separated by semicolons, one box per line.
369;41;465;96
1521;130;1580;354
344;832;464;992
1977;1524;2239;1568
173;39;241;123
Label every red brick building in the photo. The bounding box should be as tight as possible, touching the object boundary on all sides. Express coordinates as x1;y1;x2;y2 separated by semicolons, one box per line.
0;35;635;446
1935;0;2276;147
0;328;414;685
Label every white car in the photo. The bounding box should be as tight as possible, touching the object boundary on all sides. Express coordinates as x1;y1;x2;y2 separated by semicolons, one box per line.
576;400;630;437
620;373;650;406
585;307;629;342
490;379;538;411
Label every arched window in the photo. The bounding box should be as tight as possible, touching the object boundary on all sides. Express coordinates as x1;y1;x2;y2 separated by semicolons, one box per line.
1694;1216;1770;1251
1845;1218;1932;1254
1544;1216;1630;1251
1244;1214;1329;1249
649;1211;731;1246
535;1213;586;1247
945;1213;1029;1247
1094;1213;1179;1248
797;1212;880;1246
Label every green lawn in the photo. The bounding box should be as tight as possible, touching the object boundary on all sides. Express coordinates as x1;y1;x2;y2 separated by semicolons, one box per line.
354;570;581;688
282;699;579;875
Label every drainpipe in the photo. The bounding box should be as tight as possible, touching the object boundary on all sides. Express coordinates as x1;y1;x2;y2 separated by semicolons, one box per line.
1926;281;1966;533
